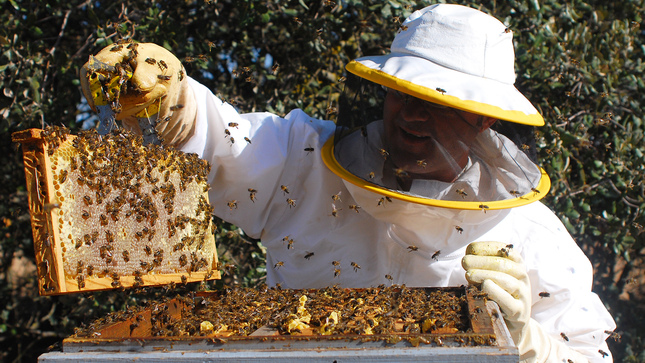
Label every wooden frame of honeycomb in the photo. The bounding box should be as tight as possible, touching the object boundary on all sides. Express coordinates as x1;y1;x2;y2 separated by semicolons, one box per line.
12;127;220;295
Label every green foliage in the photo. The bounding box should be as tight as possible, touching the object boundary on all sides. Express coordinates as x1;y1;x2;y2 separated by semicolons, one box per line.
0;0;643;361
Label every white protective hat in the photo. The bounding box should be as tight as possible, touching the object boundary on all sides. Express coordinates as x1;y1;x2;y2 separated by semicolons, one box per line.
346;4;544;126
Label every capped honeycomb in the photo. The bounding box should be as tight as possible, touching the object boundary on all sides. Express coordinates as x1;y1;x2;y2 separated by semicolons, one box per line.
12;126;220;295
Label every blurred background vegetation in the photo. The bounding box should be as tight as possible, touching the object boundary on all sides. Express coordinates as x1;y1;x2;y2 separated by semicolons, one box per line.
0;0;643;361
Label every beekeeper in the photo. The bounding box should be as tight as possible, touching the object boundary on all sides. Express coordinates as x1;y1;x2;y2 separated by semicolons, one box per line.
81;4;615;362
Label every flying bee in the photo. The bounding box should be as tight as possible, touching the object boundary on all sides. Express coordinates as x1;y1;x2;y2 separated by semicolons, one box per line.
509;190;522;197
598;350;608;358
158;60;168;70
330;204;341;217
349;204;361;213
274;261;284;269
455;225;463;234
368;171;375;179
351;262;361;272
304;146;314;154
244;137;251;144
432;250;441;261
224;129;230;137
157;74;172;81
407;245;419;252
248;188;257;202
281;185;290;194
416;159;427;168
385;274;393;282
304;251;314;260
332;260;340;267
479;204;489;213
560;332;569;341
539;291;551;298
379;148;389;159
455;189;468;198
531;187;540;195
229;137;235;144
287;239;294;249
521;144;531;151
394;168;409;178
287;198;296;208
228;122;239;128
436;87;447;95
227;200;238;210
145;58;156;65
334;268;341;278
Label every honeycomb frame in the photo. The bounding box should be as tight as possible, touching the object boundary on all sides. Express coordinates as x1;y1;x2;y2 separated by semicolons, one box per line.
12;127;220;295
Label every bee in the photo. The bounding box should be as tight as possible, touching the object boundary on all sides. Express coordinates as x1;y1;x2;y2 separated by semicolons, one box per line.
349;204;361;213
244;136;251;144
531;187;540;195
605;330;621;342
287;239;294;249
274;261;284;269
479;204;489;213
178;69;184;81
436;87;447;95
157;74;172;81
59;169;68;183
179;254;188;267
304;251;314;260
83;195;93;205
86;264;94;276
521;144;531;151
509;190;522;197
281;185;290;194
560;332;569;341
227;200;238;210
286;198;296;208
368;171;375;179
385;274;393;282
181;275;188;284
158;60;168;70
338;76;346;83
145;58;156;65
271;62;280;74
332;260;340;267
122;250;130;262
81;210;90;220
416;159;427;168
455;225;464;234
504;27;511;33
334;268;341;278
351;262;361;272
539;291;551;298
110;45;123;52
224;129;230;137
407;245;419;252
229;137;235;144
455;189;468;198
228;122;239;129
399;25;408;31
394;168;409;178
144;245;152;256
248;188;257;202
598;349;608;358
378;148;389;159
77;275;85;289
432;250;441;261
330;204;341;217
304;147;314;154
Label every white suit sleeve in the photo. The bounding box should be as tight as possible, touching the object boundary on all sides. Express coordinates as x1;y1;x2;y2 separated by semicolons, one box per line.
520;203;616;362
179;77;335;239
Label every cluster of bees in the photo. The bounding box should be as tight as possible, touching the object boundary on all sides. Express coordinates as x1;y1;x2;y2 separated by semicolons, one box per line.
41;126;216;288
73;285;495;347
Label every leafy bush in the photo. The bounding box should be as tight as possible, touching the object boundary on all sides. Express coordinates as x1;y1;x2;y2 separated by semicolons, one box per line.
0;0;643;361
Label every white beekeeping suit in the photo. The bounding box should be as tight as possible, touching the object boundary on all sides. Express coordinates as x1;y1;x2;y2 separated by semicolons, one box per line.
80;4;617;363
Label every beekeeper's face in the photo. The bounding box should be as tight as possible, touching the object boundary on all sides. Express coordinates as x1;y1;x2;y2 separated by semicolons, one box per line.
383;89;496;182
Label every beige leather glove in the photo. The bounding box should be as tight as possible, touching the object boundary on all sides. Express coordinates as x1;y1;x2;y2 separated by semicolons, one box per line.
80;42;196;147
462;241;589;363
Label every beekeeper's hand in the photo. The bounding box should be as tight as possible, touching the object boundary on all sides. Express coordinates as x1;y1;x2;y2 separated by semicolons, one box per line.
462;241;588;363
80;42;196;147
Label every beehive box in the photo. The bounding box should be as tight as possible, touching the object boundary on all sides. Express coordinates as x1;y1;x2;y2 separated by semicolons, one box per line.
12;127;220;295
39;286;518;362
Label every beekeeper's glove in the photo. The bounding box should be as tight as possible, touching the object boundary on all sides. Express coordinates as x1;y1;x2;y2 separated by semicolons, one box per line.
462;241;588;363
80;42;196;147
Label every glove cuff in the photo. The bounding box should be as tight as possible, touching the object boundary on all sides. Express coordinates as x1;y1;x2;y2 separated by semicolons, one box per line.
519;319;589;363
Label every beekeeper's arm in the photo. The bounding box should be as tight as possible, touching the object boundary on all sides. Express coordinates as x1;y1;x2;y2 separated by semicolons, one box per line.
80;42;335;238
462;240;613;363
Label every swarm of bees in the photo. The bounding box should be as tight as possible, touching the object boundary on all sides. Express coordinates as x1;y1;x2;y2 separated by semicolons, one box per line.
72;285;492;346
20;126;219;294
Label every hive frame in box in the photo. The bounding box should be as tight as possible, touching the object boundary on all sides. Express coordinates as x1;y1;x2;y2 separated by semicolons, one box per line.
40;287;518;362
12;128;220;295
